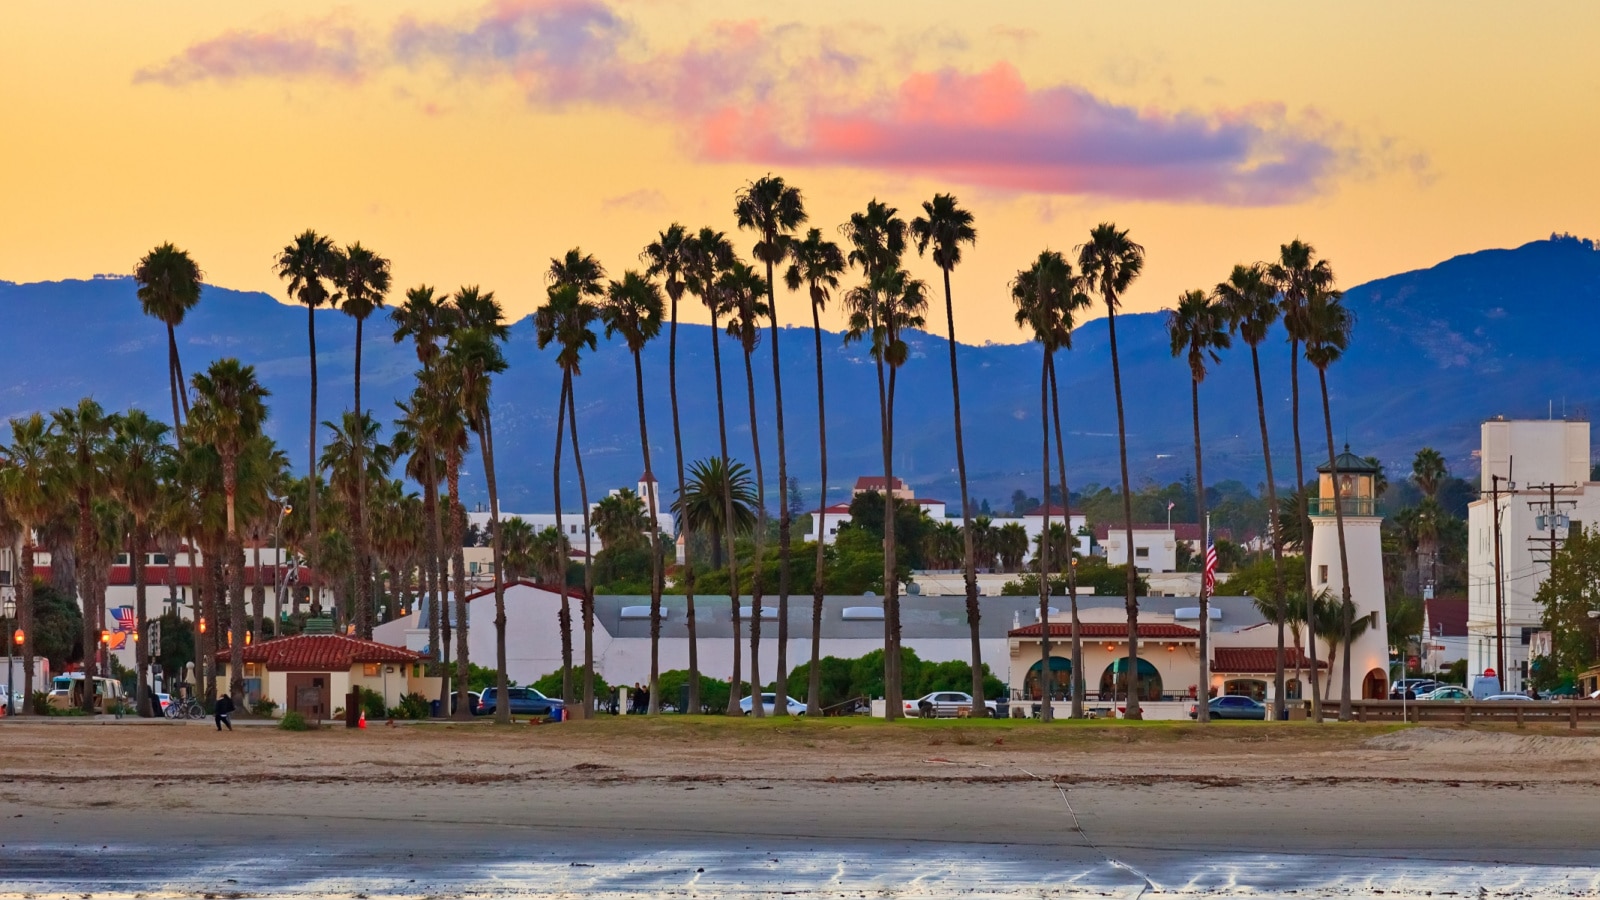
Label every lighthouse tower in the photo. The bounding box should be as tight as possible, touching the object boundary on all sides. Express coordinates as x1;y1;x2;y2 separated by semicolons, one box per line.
1309;447;1391;701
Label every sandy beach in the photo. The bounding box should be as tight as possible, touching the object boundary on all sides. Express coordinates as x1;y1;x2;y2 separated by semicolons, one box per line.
3;718;1599;897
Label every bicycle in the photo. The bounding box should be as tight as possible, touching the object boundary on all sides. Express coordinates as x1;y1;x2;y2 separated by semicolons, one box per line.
165;696;205;720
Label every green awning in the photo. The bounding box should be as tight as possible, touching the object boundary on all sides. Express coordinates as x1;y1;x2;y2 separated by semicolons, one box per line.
1108;657;1159;676
1027;657;1073;673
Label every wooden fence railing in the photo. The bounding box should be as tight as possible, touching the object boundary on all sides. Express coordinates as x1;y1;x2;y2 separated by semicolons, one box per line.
1315;699;1600;728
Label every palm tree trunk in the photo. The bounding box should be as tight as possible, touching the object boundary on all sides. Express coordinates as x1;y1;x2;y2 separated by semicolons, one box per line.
567;377;597;716
1191;376;1211;723
709;312;743;715
807;300;829;715
1249;344;1289;719
479;411;511;725
251;538;265;642
553;376;574;707
630;348;664;715
204;545;222;704
881;354;903;718
1290;339;1323;719
353;320;372;641
1104;304;1143;719
229;535;246;707
667;290;699;714
1037;356;1053;722
1319;368;1356;718
18;536;36;711
447;458;471;720
940;267;985;711
1047;355;1084;719
306;306;320;638
742;346;767;717
166;324;185;442
764;258;792;716
133;523;152;717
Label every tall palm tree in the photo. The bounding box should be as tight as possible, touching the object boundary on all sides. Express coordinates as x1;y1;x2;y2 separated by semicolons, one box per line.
841;200;910;716
1412;447;1448;587
684;227;746;715
1012;250;1092;718
784;228;845;714
722;260;772;712
540;254;604;713
735;175;807;715
1168;289;1231;722
49;399;116;709
275;230;341;624
592;491;649;550
334;242;391;639
996;522;1028;573
1077;223;1147;719
134;243;203;442
910;193;985;709
1;414;58;711
1412;447;1446;500
601;270;667;713
1303;286;1357;717
1215;263;1289;718
1269;239;1335;720
673;458;757;571
188;360;270;706
642;223;703;713
106;410;171;716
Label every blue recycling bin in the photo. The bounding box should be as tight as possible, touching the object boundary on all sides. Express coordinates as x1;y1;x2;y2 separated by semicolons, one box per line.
550;706;564;723
430;700;441;718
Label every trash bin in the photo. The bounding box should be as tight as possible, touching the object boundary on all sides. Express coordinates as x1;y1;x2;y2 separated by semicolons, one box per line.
550;706;564;723
430;700;441;718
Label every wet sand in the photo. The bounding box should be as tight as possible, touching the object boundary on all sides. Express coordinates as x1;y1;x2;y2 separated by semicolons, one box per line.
2;718;1598;897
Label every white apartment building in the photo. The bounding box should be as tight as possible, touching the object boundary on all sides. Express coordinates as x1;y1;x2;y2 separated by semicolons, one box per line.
1466;418;1600;693
466;474;675;559
1094;524;1181;574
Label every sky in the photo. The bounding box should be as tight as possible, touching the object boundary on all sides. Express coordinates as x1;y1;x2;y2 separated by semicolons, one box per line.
3;1;1598;344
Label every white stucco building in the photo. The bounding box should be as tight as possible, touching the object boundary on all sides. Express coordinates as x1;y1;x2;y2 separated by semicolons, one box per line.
1466;418;1600;693
467;474;674;559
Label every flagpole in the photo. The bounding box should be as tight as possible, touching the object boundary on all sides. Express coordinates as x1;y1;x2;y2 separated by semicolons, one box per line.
1203;513;1211;709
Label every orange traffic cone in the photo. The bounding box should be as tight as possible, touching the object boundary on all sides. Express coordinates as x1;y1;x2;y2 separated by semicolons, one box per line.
358;710;367;729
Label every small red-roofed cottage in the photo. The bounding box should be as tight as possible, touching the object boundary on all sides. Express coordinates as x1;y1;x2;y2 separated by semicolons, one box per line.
216;634;438;720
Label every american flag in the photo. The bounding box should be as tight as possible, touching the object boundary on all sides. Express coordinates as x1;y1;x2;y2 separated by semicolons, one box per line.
1202;542;1218;596
112;606;136;633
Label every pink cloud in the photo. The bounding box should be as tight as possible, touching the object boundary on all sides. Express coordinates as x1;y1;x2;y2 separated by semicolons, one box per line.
133;22;364;85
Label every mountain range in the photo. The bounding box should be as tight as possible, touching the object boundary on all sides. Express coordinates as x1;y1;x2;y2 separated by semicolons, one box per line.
3;235;1597;512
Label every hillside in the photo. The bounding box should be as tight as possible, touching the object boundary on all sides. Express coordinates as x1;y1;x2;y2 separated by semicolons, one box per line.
3;236;1597;510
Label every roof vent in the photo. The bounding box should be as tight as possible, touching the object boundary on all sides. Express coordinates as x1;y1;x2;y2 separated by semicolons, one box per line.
620;606;651;619
842;606;884;621
1173;607;1222;620
739;605;778;620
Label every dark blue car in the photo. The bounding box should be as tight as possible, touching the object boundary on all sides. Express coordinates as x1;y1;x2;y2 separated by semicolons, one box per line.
1188;695;1267;720
477;687;563;717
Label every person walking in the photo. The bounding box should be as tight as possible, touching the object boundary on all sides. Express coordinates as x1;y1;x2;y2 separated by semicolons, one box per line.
214;693;235;731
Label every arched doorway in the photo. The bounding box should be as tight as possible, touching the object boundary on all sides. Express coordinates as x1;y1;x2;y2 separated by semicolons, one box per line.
1223;679;1267;701
1098;657;1163;702
1362;668;1388;700
1025;657;1073;701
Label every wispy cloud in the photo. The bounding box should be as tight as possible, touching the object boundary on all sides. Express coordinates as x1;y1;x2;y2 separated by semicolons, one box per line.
136;1;1413;205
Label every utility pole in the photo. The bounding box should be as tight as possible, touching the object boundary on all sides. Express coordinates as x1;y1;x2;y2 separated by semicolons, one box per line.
1490;467;1511;686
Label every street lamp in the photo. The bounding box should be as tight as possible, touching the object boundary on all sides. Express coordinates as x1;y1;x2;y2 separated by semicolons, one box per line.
3;591;16;717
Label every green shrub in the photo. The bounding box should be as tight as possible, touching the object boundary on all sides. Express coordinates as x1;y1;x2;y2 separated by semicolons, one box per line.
30;691;51;716
278;710;309;731
531;669;610;700
251;698;279;717
359;688;387;721
391;692;430;720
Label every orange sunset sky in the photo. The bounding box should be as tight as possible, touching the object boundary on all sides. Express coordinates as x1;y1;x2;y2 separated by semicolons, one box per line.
3;1;1597;343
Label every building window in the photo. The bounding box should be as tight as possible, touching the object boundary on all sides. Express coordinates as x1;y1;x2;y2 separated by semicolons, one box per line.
1135;547;1150;559
363;663;380;677
1318;565;1329;585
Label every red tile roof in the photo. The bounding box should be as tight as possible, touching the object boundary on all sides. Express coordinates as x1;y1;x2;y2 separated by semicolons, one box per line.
39;563;322;588
1008;622;1200;639
1025;504;1074;517
1212;647;1326;673
215;634;421;671
853;476;907;492
1424;596;1468;637
460;579;589;603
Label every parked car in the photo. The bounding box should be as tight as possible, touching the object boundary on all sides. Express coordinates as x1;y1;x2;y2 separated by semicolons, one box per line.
1188;695;1267;720
1481;693;1533;702
155;692;173;715
739;693;807;716
1416;686;1471;701
1390;679;1440;699
477;687;562;717
907;691;1001;719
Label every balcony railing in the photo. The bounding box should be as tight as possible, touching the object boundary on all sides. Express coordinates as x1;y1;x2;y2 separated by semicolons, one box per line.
1309;497;1376;517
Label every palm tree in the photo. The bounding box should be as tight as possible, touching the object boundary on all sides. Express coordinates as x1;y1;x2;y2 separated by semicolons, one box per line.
540;254;605;713
1269;239;1335;720
684;227;746;714
996;522;1028;573
783;227;845;715
275;230;341;625
841;200;912;716
1412;447;1448;588
1412;447;1446;500
593;491;649;550
643;223;703;714
1215;263;1290;718
1077;223;1147;719
49;399;116;709
1167;289;1231;722
106;410;171;716
446;286;512;721
134;243;203;442
735;175;808;716
601;269;667;713
674;458;757;570
188;360;270;706
721;260;772;712
1303;286;1357;717
1013;249;1093;718
968;516;997;570
1308;590;1370;697
334;242;391;639
1;414;57;711
910;193;985;710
